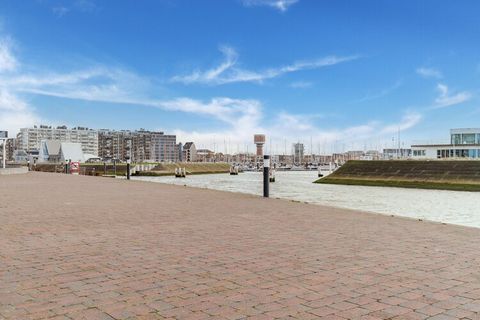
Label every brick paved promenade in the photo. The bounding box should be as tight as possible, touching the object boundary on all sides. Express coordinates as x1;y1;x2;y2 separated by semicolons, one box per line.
2;173;480;320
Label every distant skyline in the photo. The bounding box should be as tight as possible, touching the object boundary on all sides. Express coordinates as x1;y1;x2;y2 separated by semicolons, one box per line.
0;0;479;154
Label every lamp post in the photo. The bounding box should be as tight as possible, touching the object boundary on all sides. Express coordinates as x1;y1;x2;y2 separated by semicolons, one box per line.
263;155;270;198
1;138;6;169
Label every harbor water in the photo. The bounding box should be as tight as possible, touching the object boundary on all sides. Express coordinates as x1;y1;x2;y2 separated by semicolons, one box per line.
133;171;480;228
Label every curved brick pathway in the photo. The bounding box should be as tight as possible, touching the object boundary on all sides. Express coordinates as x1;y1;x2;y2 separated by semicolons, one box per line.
1;172;480;319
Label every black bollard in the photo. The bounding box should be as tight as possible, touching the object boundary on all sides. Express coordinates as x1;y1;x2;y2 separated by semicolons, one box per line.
263;155;270;198
126;161;130;180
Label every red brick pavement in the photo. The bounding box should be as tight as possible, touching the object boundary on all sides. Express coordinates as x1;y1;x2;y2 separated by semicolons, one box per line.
1;172;480;319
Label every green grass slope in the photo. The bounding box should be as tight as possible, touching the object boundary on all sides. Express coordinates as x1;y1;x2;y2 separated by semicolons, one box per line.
316;160;480;192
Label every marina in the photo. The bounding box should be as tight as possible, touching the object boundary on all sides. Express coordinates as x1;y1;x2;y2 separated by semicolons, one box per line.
134;171;480;228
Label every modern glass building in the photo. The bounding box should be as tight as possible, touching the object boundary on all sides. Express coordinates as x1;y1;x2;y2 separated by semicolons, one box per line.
450;128;480;145
412;128;480;159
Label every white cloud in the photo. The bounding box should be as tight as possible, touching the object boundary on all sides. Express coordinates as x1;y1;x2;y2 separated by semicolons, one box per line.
380;112;422;134
154;97;262;128
0;39;39;134
2;65;263;134
0;89;40;135
433;83;471;108
289;81;312;89
172;46;357;85
0;38;17;72
47;0;97;17
242;0;299;12
354;80;402;103
8;67;152;104
416;67;442;79
74;0;97;12
175;109;422;154
52;6;70;17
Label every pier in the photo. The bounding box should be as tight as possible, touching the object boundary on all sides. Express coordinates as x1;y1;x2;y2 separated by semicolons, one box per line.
1;173;480;319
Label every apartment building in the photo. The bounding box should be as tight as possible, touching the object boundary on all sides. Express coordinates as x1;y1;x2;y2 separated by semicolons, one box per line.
98;130;137;162
98;129;179;163
152;133;178;163
16;125;98;156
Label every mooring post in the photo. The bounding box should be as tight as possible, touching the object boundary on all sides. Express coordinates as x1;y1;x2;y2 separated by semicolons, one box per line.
2;139;6;169
263;155;270;198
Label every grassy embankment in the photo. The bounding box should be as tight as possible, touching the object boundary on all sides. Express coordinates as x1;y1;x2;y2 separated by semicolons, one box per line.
135;163;230;176
34;162;230;176
316;160;480;192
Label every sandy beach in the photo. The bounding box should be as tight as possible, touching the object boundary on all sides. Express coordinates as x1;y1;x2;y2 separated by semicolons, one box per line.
1;172;480;319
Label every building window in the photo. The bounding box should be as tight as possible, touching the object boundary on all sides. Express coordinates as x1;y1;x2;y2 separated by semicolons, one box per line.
413;150;426;157
452;134;461;145
463;134;476;144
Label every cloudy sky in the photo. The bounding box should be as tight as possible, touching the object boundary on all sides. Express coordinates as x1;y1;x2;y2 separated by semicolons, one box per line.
0;0;479;154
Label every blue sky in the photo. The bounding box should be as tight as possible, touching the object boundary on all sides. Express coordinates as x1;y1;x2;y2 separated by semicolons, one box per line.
0;0;479;153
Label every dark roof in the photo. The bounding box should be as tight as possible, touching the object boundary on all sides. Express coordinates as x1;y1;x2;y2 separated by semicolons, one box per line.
183;142;195;149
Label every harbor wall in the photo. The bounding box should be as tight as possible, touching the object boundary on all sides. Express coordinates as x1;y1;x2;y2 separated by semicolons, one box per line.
136;163;230;176
316;160;480;191
32;162;230;176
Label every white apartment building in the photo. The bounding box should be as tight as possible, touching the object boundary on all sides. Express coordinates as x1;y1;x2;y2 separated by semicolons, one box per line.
17;125;98;156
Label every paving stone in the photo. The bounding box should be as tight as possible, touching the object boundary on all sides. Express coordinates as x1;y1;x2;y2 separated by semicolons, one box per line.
2;172;480;319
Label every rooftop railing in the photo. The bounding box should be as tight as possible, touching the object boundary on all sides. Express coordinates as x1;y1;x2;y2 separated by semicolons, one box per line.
411;140;451;146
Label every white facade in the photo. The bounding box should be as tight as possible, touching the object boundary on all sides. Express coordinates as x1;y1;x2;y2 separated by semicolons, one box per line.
382;148;412;160
17;126;98;156
182;142;197;162
60;143;85;163
412;128;480;159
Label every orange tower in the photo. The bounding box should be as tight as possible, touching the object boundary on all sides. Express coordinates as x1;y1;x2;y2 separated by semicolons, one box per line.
254;134;266;156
